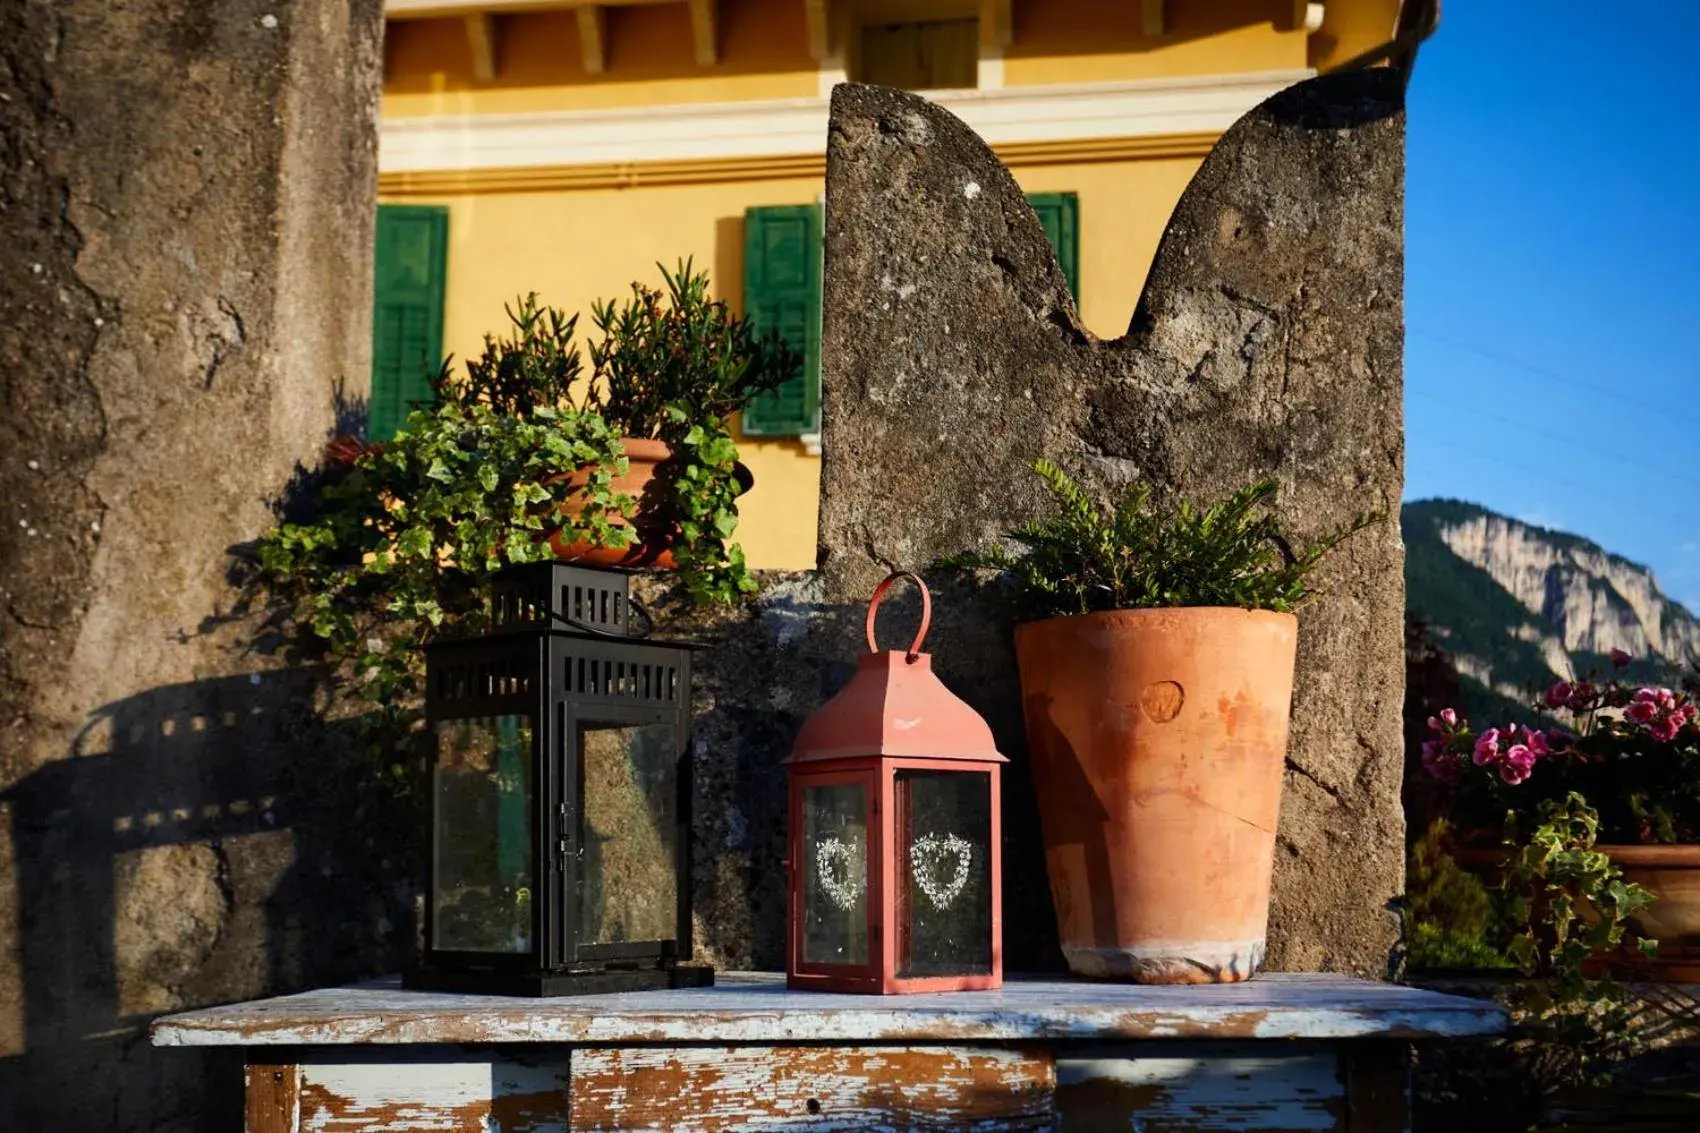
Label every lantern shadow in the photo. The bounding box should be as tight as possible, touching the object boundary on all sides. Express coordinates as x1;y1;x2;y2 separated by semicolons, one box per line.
684;573;1066;974
0;669;417;1132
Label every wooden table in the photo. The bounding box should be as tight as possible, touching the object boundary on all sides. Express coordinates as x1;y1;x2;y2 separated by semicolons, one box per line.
151;972;1506;1131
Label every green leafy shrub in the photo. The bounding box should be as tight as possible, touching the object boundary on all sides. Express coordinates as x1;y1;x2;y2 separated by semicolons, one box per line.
1406;818;1511;971
939;461;1376;621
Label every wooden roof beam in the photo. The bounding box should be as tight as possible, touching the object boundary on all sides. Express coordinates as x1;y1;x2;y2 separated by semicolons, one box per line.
804;0;830;61
576;4;606;73
688;0;717;66
1141;0;1163;37
980;0;1011;49
464;12;499;80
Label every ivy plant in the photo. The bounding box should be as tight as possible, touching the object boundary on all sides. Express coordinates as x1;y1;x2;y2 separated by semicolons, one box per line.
1492;792;1658;1087
252;262;797;777
939;461;1377;622
580;261;798;604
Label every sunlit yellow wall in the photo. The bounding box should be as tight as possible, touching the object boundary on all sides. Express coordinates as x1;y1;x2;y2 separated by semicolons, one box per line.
387;153;1204;568
383;1;818;118
380;0;1394;569
382;0;1315;120
1309;0;1403;71
1005;0;1305;85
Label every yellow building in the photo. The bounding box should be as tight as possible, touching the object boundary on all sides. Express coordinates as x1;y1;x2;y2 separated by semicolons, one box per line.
376;0;1407;569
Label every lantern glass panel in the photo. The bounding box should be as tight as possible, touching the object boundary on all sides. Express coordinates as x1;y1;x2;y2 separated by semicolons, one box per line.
578;722;678;945
432;715;535;954
897;770;992;978
801;782;870;965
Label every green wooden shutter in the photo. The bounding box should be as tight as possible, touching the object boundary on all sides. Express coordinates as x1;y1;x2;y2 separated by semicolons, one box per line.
741;204;822;437
370;204;449;442
1027;192;1080;305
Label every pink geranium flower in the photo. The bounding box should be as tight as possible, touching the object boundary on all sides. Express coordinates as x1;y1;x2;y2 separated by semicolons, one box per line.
1440;708;1457;729
1474;729;1501;766
1544;681;1573;709
1527;729;1550;758
1627;698;1659;724
1611;648;1633;667
1499;751;1534;785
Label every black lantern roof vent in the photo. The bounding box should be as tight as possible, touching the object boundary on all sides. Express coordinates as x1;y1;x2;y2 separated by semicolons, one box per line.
486;562;651;639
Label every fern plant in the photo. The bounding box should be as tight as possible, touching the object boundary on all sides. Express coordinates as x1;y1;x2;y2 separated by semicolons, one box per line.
939;461;1376;622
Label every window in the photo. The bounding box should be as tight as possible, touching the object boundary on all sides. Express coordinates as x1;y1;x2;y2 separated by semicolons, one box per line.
742;204;823;438
857;18;978;91
1026;192;1080;304
740;193;1077;439
370;204;448;442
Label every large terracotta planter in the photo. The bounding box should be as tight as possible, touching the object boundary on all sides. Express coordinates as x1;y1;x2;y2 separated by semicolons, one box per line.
1598;844;1700;979
547;438;752;569
1015;607;1298;984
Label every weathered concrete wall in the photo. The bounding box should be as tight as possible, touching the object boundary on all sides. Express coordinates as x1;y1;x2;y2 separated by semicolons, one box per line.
810;73;1407;976
0;2;388;1129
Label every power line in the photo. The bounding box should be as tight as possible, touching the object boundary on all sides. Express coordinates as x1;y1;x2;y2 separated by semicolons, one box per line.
1406;324;1700;432
1406;378;1695;485
1413;435;1700;528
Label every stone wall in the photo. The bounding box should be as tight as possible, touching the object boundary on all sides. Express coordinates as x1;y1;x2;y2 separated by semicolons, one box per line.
0;2;388;1129
808;73;1407;976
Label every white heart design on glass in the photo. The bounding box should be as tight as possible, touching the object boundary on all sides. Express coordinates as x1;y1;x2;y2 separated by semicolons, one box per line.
909;832;973;910
815;835;865;911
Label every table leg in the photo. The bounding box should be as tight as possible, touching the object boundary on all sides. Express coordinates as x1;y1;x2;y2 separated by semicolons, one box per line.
1343;1042;1410;1132
245;1061;300;1133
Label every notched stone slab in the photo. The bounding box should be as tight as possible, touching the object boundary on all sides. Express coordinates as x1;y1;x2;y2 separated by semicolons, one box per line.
817;71;1406;976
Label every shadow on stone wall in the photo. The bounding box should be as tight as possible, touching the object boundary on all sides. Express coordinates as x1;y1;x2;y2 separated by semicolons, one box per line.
0;671;418;1132
0;567;1061;1130
672;570;1064;974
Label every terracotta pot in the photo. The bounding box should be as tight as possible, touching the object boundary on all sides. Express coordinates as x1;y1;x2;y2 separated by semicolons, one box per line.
547;437;753;570
1015;607;1298;984
1601;844;1700;954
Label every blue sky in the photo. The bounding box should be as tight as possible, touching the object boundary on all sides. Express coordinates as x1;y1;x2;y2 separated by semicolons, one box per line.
1404;3;1700;612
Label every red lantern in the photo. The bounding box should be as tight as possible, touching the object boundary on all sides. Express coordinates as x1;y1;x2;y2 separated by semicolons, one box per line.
785;572;1006;994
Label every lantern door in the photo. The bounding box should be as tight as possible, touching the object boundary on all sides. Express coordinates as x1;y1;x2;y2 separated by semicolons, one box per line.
885;758;1002;993
790;767;882;988
423;637;547;973
552;635;694;971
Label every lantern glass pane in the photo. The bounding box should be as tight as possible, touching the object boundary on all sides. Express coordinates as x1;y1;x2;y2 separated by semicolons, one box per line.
578;722;679;945
801;782;870;965
897;770;992;977
432;715;534;953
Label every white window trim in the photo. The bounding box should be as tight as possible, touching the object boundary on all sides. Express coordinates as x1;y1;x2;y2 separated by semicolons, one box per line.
380;69;1313;175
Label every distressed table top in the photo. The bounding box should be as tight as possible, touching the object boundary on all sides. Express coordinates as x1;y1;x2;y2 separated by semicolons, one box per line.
151;972;1507;1047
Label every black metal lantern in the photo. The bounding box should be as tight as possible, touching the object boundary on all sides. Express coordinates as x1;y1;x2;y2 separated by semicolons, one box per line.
404;562;711;996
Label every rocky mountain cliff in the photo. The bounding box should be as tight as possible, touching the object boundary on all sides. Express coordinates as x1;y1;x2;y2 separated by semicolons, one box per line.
1404;499;1700;702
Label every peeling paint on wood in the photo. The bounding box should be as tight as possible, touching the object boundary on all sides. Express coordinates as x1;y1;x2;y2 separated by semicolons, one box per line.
570;1045;1054;1130
150;972;1508;1048
295;1052;570;1132
1056;1042;1344;1131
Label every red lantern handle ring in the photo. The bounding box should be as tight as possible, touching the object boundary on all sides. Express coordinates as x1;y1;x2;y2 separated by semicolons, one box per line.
865;571;931;661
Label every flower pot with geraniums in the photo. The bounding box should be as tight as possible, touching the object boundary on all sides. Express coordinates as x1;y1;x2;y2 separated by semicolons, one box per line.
1419;652;1700;978
942;463;1374;984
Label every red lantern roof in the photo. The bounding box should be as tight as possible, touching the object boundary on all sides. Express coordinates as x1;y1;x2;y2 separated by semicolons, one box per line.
786;574;1006;765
